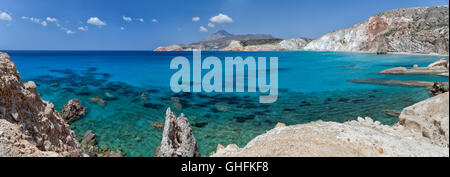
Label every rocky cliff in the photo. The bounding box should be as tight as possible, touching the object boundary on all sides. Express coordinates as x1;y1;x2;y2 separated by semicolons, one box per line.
304;6;449;55
0;52;85;157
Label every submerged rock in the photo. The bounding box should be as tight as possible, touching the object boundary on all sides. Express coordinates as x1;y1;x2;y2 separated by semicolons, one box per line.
60;98;86;123
89;96;106;107
1;52;85;157
152;121;164;131
154;108;199;157
399;92;449;147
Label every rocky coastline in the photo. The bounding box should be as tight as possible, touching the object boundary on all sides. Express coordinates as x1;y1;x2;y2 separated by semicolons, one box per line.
154;6;449;55
1;48;449;157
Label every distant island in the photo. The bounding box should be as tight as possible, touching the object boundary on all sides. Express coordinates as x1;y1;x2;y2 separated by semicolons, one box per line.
155;6;449;55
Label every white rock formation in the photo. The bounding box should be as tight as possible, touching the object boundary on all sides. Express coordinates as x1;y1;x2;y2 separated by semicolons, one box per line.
399;92;449;147
212;117;448;157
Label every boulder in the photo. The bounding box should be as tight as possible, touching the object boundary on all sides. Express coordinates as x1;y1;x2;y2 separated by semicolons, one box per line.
399;92;449;147
60;98;86;123
429;82;449;96
154;108;199;157
81;130;97;147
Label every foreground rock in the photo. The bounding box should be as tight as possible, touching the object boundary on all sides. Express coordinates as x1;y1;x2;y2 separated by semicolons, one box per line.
348;78;435;87
304;6;449;55
60;98;86;123
212;117;448;157
80;130;124;157
154;108;199;157
1;52;84;157
399;92;449;147
379;59;449;76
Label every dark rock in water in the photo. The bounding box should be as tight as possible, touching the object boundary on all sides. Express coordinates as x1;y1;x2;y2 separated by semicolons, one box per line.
193;122;208;128
154;108;199;157
204;114;211;118
383;109;401;117
77;92;91;96
143;103;164;109
131;98;140;103
429;82;449;96
338;98;350;103
49;69;75;75
368;95;376;98
326;98;333;102
235;115;255;123
299;101;312;107
60;98;86;123
283;108;297;112
147;89;159;93
254;111;266;116
81;130;97;147
351;99;365;103
87;67;98;72
104;97;118;101
372;90;378;93
210;107;220;113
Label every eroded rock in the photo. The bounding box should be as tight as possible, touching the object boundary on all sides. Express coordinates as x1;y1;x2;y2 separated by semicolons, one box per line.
0;52;85;157
429;82;449;96
60;98;86;123
399;92;449;147
154;108;199;157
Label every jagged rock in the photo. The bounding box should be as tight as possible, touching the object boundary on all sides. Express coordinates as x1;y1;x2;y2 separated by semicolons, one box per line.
305;6;449;55
212;117;448;157
154;108;199;157
60;98;86;123
429;82;449;96
399;92;449;147
1;52;85;157
81;130;96;147
379;59;449;76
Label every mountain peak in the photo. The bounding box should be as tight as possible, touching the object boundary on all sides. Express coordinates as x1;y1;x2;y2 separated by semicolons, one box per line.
203;30;234;41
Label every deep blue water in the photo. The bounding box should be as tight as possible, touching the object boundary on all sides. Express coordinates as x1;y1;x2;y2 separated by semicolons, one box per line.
6;50;449;156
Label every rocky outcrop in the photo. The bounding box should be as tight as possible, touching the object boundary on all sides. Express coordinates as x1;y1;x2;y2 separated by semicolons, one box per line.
154;45;185;52
1;52;84;157
212;117;448;157
399;92;449;147
429;82;449;96
379;58;449;76
154;108;199;157
221;38;312;51
60;98;86;123
348;78;436;87
304;6;449;55
81;130;96;147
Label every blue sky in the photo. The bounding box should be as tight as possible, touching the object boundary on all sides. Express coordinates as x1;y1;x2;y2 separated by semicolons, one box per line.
0;0;448;50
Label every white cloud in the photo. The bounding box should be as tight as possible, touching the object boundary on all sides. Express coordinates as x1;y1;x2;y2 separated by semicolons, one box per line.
192;17;200;22
78;26;88;31
208;22;215;28
120;26;125;30
210;13;232;23
46;17;57;22
87;17;106;26
22;16;47;27
199;26;208;32
61;27;75;34
0;12;12;21
151;19;157;23
123;16;132;22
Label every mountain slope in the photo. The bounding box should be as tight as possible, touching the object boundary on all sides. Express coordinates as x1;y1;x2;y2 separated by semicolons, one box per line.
304;6;449;55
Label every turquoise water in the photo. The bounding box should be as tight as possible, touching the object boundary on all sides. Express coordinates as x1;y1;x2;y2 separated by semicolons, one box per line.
7;50;449;156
